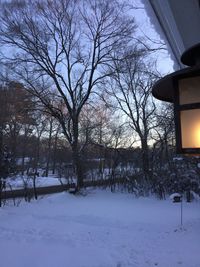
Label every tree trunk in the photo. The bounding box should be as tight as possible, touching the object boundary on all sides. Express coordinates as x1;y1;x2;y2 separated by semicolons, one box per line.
141;137;150;183
34;137;40;173
33;174;37;200
0;127;3;178
10;123;17;167
52;129;58;175
72;145;83;190
21;127;28;176
45;119;53;177
72;117;83;191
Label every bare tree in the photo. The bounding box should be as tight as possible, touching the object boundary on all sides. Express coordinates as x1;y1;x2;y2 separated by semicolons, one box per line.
43;115;62;177
0;81;36;174
0;0;136;190
105;53;159;184
31;114;47;173
151;103;175;171
50;122;62;175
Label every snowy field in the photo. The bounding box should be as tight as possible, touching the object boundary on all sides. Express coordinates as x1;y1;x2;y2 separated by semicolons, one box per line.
6;175;66;189
0;190;199;267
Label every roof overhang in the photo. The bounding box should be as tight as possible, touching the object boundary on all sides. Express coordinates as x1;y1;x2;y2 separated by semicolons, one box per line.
143;0;200;69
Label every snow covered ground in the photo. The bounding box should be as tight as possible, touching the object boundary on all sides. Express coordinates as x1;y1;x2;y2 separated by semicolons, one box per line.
0;190;199;267
6;175;66;190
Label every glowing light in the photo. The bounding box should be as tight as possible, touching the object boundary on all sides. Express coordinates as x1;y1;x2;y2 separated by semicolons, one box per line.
181;109;200;148
193;124;200;147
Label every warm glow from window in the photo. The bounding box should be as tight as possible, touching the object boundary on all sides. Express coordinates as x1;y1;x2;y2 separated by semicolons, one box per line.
181;109;200;148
